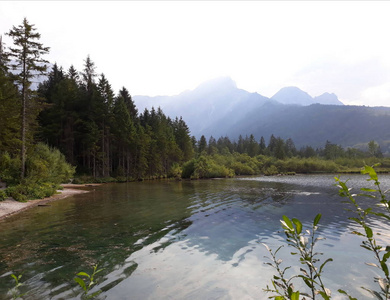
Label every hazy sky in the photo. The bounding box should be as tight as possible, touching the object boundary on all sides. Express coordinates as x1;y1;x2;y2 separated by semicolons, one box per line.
1;1;390;106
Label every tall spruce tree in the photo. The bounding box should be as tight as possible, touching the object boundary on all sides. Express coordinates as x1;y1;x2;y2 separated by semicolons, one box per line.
0;35;20;155
6;18;50;178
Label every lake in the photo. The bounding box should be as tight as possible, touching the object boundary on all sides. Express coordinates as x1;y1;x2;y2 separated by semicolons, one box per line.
0;174;390;299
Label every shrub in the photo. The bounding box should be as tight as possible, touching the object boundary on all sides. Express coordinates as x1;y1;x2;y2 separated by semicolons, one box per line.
0;190;7;201
182;159;196;179
230;162;256;175
263;165;279;176
6;186;27;202
0;152;22;185
5;182;59;201
168;163;182;179
26;143;75;185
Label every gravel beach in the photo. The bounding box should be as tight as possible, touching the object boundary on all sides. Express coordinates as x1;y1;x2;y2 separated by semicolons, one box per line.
0;185;99;221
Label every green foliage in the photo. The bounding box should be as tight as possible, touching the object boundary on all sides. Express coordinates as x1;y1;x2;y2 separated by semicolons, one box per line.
6;18;50;179
168;163;182;179
275;157;339;174
0;189;6;201
74;264;105;299
0;152;21;185
335;165;390;298
0;144;74;201
26;143;75;185
265;165;390;299
264;214;332;299
5;182;58;201
182;159;196;178
8;273;26;300
5;185;27;202
181;155;234;179
263;165;279;176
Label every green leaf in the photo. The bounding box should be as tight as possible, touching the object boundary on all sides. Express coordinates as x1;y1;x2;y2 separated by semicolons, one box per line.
301;276;314;288
371;212;390;221
360;188;377;192
313;213;322;226
318;290;331;300
338;289;358;300
292;218;302;235
358;193;376;199
291;291;299;300
361;165;378;181
349;217;362;225
74;277;87;292
381;260;389;277
364;226;373;238
382;251;390;263
319;258;333;274
76;272;90;278
282;215;294;231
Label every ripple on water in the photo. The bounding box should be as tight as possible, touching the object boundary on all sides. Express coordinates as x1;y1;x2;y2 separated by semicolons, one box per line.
1;175;390;299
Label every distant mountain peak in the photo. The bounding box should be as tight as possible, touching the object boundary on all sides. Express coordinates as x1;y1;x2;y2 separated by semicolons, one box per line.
271;86;313;106
195;76;237;93
272;86;343;106
314;92;344;105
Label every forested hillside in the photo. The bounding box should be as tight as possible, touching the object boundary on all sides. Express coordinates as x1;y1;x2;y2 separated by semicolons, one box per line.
0;18;194;201
134;78;390;152
37;60;194;179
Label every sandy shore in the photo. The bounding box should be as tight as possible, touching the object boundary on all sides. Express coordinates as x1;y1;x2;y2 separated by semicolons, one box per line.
0;184;100;221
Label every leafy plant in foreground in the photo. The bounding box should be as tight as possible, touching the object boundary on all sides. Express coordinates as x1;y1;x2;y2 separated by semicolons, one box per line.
7;273;26;300
335;165;390;299
264;214;332;299
74;264;105;299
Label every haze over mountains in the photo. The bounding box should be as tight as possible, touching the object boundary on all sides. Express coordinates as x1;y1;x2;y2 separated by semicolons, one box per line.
133;77;390;153
271;86;344;106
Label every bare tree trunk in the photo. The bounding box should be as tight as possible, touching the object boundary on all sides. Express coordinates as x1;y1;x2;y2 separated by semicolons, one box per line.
20;75;27;179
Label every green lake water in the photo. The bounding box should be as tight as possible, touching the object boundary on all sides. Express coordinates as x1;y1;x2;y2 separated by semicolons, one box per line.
1;174;390;299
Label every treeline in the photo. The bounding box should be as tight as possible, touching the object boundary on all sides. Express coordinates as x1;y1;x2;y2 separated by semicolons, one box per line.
194;134;384;160
37;60;194;181
182;135;389;179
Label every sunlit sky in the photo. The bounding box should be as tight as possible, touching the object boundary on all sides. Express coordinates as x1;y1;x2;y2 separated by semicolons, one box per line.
1;1;390;106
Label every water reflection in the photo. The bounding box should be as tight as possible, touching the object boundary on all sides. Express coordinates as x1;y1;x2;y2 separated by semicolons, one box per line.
0;174;389;299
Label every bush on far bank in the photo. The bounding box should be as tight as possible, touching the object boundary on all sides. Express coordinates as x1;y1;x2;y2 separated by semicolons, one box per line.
0;143;75;201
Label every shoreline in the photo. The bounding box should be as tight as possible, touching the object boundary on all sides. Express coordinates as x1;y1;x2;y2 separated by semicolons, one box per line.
0;184;100;221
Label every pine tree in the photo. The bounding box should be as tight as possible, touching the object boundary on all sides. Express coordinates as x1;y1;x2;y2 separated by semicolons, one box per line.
198;135;207;154
112;93;135;177
247;134;259;157
119;87;138;120
285;138;297;157
259;136;266;155
173;117;193;161
6;18;50;178
0;35;20;155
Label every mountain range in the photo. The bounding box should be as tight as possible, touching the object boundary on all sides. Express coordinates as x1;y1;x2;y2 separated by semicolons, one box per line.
133;77;390;153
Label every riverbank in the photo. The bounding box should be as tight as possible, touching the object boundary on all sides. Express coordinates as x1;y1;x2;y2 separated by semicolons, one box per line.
0;184;100;221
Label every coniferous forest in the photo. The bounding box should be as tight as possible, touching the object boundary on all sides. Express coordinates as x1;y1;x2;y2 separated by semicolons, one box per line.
1;18;389;201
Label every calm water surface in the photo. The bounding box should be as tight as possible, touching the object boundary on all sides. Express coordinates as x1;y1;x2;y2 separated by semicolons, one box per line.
1;174;390;299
